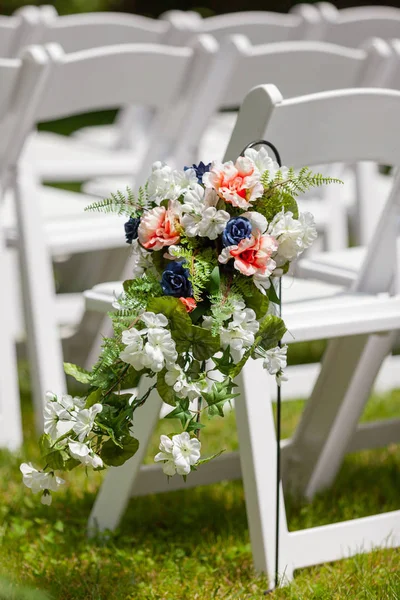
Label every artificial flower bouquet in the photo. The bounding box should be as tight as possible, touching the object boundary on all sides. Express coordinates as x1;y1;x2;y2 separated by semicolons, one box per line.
21;145;340;504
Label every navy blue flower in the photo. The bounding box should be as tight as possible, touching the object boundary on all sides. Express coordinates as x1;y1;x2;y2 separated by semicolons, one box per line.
124;217;140;244
184;161;211;184
222;217;252;247
161;261;193;297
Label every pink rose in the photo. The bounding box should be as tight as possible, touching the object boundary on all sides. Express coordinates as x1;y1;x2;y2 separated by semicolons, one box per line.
203;157;263;209
138;202;180;250
219;233;278;276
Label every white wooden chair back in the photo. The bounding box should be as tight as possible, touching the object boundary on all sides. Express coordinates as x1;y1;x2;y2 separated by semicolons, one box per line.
0;9;41;58
173;36;389;166
0;46;50;451
163;5;322;45
37;10;170;52
317;3;400;48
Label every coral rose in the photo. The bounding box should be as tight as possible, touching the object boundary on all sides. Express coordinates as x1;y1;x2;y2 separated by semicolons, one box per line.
138;201;180;250
203;156;263;209
219;233;278;276
180;297;197;312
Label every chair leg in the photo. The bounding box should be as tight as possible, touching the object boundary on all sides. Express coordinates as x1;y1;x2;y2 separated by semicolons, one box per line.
0;227;23;450
235;359;292;587
13;165;66;433
283;331;396;499
88;377;162;534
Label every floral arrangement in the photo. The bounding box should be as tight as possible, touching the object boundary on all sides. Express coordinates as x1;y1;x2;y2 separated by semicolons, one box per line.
21;145;340;505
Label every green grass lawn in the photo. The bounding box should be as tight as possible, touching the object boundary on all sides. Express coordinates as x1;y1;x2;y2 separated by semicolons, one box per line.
2;377;400;600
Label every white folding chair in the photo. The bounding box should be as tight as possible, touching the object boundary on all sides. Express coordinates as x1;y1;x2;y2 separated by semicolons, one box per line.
162;4;322;46
316;2;400;47
84;85;400;587
3;38;216;434
0;46;50;450
0;8;42;58
86;36;391;253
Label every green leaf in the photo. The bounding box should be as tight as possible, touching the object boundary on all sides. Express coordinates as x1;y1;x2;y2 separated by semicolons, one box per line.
185;418;205;433
197;449;225;466
207;265;221;296
203;379;239;417
243;286;270;319
100;435;139;467
212;346;234;376
120;367;142;390
85;389;103;408
164;399;192;428
191;326;220;361
43;450;65;470
64;458;81;471
267;284;281;306
64;362;91;384
39;434;52;456
157;370;179;406
256;315;287;352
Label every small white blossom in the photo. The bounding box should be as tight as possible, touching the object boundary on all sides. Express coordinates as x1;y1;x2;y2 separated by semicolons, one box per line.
165;365;206;401
298;211;318;249
260;345;288;385
130;239;155;279
41;491;52;505
242;210;268;235
219;309;260;363
140;312;168;332
43;395;76;440
154;433;201;476
147;162;197;204
197;207;230;240
20;463;65;494
154;434;178;476
72;404;103;442
268;211;304;265
120;329;145;370
142;329;178;372
68;441;103;469
172;432;201;475
253;272;272;293
244;147;288;178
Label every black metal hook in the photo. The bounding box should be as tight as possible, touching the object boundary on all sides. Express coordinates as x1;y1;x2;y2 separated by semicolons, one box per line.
240;139;282;168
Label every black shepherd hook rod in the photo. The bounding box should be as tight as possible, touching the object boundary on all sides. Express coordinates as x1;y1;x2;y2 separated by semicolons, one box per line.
240;139;283;593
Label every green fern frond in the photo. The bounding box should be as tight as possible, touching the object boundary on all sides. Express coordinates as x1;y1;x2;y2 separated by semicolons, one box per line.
85;186;148;217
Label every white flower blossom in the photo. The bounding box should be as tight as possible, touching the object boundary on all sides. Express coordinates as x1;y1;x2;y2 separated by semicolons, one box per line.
244;146;288;178
68;441;103;469
165;365;206;401
181;185;228;240
43;395;76;440
72;404;103;442
253;272;272;293
242;210;268;235
172;432;201;475
142;329;178;372
140;311;168;332
41;491;52;505
147;162;197;204
120;329;145;370
218;308;260;363
262;345;287;374
298;211;318;249
154;432;201;476
20;463;65;494
268;210;305;265
129;239;155;279
197;207;230;240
